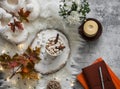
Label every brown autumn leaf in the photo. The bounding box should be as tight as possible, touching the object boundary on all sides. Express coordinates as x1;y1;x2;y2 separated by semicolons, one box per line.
25;47;41;63
14;19;24;30
8;23;15;32
0;47;41;79
19;71;39;80
9;61;19;68
0;53;12;62
8;19;24;32
18;8;31;22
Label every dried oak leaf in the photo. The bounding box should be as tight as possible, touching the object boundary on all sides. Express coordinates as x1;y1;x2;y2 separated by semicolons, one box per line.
8;19;24;32
18;8;31;22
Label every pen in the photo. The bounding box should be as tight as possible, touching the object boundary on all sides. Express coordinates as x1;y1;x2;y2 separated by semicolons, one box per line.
99;66;105;89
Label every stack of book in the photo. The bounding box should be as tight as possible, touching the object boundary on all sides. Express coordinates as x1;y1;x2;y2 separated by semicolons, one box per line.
77;58;120;89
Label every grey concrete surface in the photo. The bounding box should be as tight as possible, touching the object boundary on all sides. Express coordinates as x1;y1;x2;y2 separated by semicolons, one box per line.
74;0;120;89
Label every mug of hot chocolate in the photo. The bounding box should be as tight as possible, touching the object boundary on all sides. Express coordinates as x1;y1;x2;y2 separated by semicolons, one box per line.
45;34;65;57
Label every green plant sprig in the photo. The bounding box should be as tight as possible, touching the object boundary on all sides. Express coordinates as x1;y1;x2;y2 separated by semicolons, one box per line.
59;0;90;22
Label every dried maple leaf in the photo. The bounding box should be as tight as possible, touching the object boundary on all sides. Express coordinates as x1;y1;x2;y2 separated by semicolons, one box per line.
25;47;41;63
8;19;24;32
17;62;39;79
0;47;41;79
9;61;18;68
14;19;24;30
0;54;12;68
8;23;15;32
13;55;27;66
19;71;39;80
0;53;12;62
18;8;31;22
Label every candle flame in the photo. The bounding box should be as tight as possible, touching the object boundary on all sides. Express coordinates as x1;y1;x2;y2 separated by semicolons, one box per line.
0;66;3;71
18;44;24;50
1;50;6;54
6;77;10;82
70;81;74;87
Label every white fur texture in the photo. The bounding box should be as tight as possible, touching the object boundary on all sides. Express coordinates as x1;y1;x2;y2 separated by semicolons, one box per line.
32;0;84;89
0;0;84;89
0;7;12;20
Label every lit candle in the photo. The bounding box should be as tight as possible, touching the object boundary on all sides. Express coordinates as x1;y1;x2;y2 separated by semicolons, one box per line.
17;43;24;51
28;86;32;89
70;81;74;87
1;49;6;54
6;77;10;82
0;66;4;71
83;20;98;37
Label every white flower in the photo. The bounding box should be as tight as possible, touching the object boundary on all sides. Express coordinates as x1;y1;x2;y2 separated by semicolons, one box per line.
66;11;80;24
60;1;73;11
74;0;81;5
65;0;73;2
59;0;90;24
71;11;80;19
59;2;64;6
65;1;73;9
64;3;72;11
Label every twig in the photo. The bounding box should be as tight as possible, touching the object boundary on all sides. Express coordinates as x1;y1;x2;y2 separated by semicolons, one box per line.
9;64;23;79
54;34;59;44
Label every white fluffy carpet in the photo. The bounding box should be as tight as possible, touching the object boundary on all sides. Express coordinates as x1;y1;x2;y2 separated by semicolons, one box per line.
0;0;85;89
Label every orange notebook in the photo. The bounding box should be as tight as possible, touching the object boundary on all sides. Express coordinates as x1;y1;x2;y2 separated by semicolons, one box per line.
77;58;120;89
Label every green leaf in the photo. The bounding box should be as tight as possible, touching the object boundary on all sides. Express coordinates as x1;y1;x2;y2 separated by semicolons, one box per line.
59;0;90;22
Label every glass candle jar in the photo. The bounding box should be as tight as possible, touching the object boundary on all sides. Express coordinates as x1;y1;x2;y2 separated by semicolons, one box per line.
79;18;102;41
